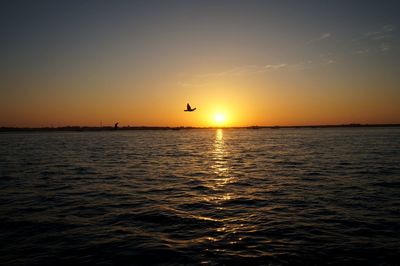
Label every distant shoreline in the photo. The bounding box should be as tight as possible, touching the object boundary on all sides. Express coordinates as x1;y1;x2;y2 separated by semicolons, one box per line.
1;124;400;132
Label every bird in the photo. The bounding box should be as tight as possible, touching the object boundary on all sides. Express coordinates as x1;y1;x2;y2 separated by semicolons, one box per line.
184;103;196;112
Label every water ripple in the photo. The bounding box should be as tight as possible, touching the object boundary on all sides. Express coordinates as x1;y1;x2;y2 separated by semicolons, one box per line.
0;128;399;265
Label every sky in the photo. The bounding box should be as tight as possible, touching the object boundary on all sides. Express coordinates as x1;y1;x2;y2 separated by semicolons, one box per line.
1;0;400;127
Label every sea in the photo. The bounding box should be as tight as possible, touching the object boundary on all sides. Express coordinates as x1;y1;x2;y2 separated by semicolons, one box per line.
0;127;399;265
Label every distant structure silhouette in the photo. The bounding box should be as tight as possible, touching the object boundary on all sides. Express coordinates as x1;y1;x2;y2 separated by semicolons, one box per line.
114;122;119;129
184;103;196;112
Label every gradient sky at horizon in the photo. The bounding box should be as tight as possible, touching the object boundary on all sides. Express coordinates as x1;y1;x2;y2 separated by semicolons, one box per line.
1;0;400;127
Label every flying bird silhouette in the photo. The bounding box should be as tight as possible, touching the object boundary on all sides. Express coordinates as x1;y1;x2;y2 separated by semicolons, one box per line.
184;103;196;112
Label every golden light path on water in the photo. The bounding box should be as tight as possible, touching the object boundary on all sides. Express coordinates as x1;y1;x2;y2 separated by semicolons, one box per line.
198;129;246;247
210;129;236;192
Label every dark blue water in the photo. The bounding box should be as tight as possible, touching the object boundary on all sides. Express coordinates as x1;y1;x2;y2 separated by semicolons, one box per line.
1;128;399;265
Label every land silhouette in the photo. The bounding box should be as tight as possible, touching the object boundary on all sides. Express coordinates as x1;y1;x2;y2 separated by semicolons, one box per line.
1;124;399;132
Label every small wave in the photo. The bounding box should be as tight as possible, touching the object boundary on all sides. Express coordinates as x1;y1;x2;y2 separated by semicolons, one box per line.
1;128;399;265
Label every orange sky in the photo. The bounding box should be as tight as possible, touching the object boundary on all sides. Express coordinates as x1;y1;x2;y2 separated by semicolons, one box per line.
1;1;399;127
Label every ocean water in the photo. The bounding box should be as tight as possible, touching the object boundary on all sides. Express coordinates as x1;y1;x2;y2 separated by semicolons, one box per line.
0;128;399;265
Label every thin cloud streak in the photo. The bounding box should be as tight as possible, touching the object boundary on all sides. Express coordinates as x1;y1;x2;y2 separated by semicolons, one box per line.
307;32;331;44
195;63;290;78
179;63;290;88
214;64;288;77
355;48;370;55
352;25;397;54
178;81;210;88
179;59;335;88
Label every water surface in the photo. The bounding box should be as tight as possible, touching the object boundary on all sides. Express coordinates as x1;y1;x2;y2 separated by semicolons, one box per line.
1;128;399;265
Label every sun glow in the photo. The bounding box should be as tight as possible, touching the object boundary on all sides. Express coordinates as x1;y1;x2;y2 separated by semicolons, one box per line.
214;113;226;125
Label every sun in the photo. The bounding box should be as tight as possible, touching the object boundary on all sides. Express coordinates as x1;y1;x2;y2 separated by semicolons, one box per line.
214;113;226;125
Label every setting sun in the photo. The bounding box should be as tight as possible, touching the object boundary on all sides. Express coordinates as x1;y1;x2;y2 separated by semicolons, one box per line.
214;113;226;125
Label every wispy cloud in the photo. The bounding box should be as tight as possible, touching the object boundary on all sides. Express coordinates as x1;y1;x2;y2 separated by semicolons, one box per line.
352;25;396;54
179;60;333;88
355;48;370;55
318;53;336;65
323;59;335;65
383;25;395;32
380;44;390;52
178;81;209;88
178;63;289;87
364;25;395;41
307;33;331;44
211;63;288;77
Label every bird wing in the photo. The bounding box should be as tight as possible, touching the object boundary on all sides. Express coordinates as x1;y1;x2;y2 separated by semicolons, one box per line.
187;103;191;110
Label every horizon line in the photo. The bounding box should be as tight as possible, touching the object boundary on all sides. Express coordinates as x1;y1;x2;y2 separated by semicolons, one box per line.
1;123;400;132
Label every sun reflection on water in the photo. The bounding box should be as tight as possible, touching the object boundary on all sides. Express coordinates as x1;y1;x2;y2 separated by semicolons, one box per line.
197;129;246;250
207;129;237;192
